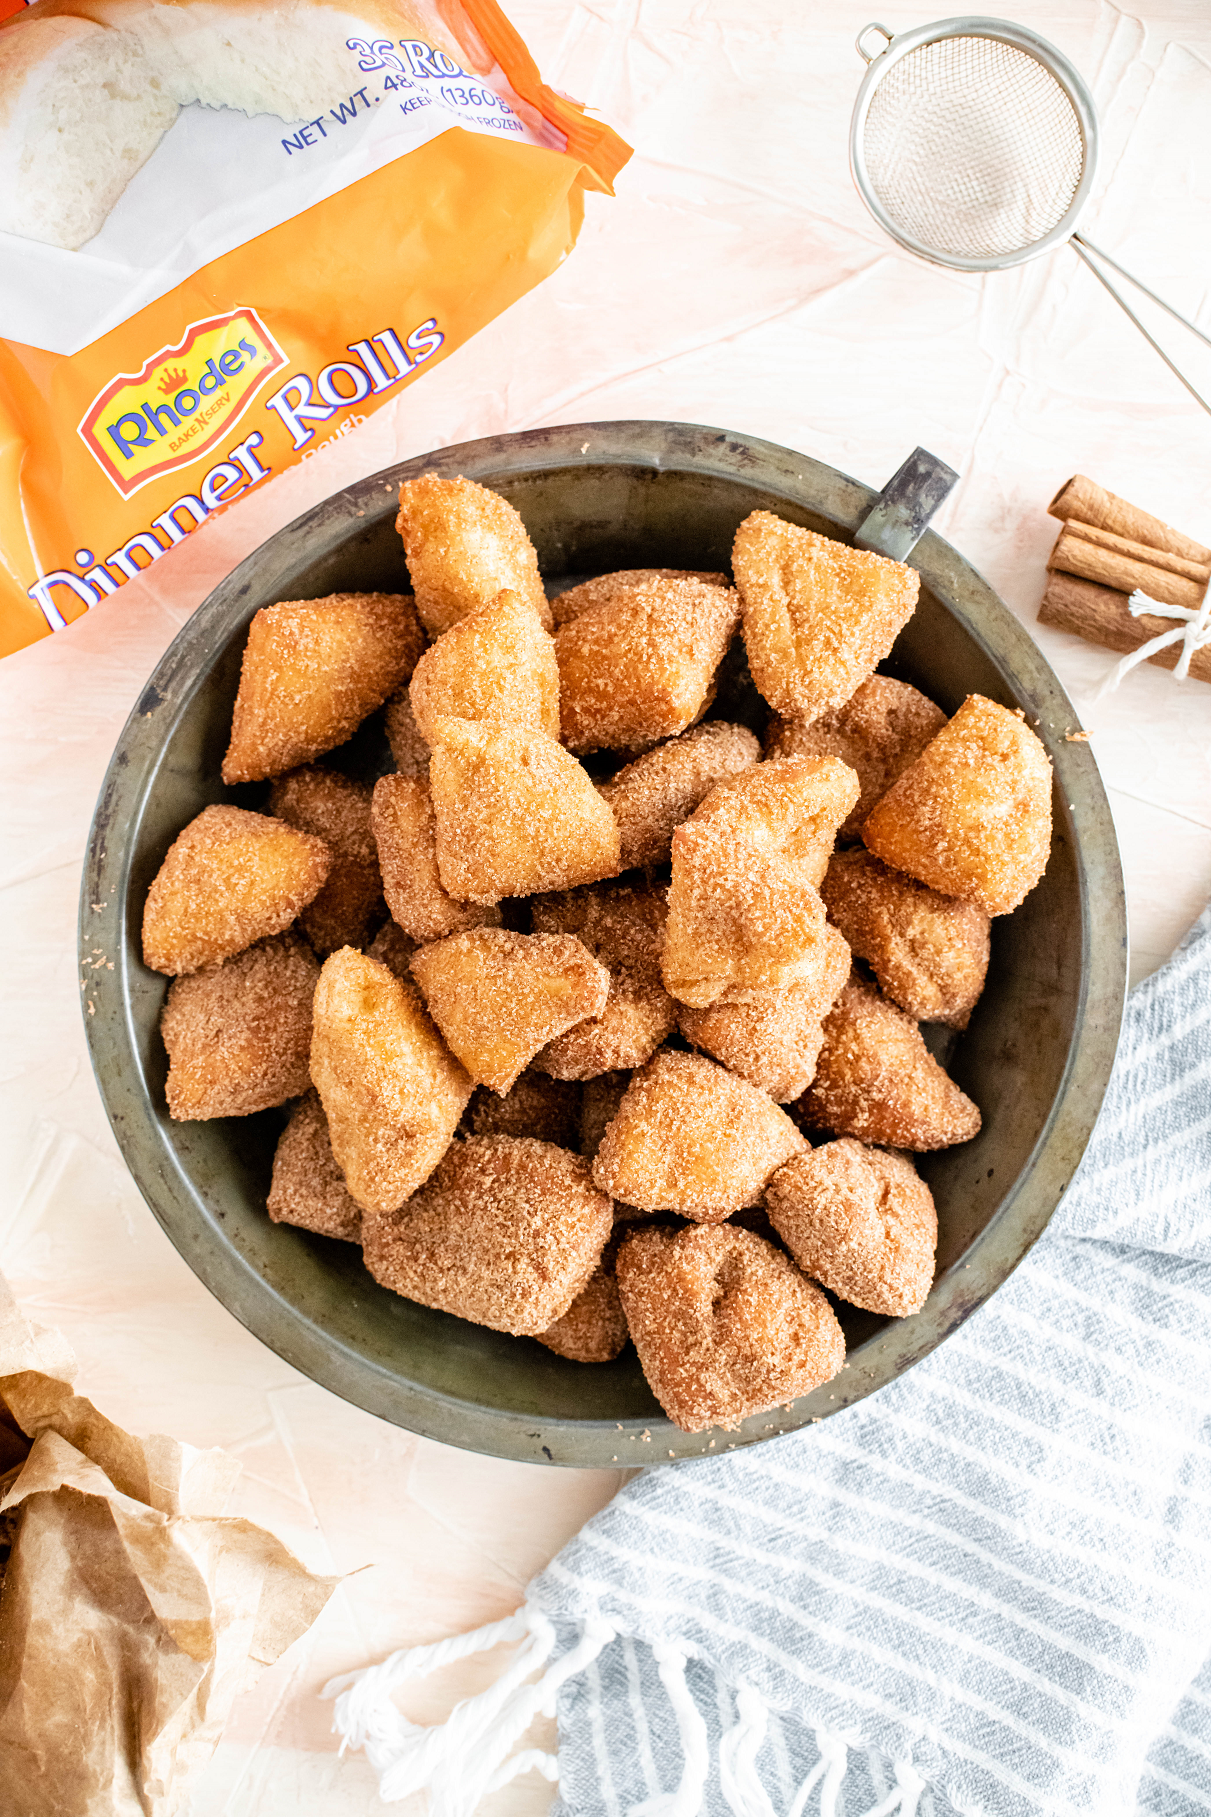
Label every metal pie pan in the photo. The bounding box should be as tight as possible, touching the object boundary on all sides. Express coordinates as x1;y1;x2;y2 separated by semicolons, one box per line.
80;421;1126;1466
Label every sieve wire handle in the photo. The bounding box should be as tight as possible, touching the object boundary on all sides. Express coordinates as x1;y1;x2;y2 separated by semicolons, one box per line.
1071;235;1211;420
855;22;893;64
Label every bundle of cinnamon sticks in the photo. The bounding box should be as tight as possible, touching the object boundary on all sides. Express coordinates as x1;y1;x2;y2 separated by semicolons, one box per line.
1039;475;1211;683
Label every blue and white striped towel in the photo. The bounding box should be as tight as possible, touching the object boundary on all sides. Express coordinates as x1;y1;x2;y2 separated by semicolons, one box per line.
329;905;1211;1817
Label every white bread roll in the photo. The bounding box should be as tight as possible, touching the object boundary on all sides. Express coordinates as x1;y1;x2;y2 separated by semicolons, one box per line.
0;14;177;249
0;0;493;249
9;0;490;118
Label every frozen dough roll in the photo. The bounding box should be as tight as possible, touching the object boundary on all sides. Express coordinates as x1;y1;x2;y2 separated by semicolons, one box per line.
0;15;178;250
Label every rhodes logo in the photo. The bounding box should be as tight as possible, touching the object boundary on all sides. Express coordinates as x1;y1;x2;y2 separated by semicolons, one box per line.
78;309;287;498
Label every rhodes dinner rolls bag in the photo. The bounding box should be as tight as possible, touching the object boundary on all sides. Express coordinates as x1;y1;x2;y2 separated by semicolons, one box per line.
0;0;630;657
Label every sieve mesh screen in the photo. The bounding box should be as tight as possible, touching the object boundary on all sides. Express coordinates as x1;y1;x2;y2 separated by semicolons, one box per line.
860;35;1086;260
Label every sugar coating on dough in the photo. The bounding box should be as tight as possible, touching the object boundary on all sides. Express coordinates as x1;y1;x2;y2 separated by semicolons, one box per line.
821;847;989;1029
408;587;560;747
365;918;418;979
555;576;741;753
798;972;981;1151
371;774;500;941
362;1135;612;1335
428;718;621;904
310;947;472;1212
529;882;675;1079
862;694;1053;916
616;1223;845;1432
384;687;431;778
765;1138;937;1317
766;675;947;838
269;766;382;955
593;1049;805;1217
678;921;851;1101
536;1265;629;1362
410;928;610;1094
161;932;318;1120
222;593;425;783
142;803;330;976
268;1090;362;1241
396;474;551;638
465;1071;581;1148
551;569;730;628
599;721;761;869
580;1070;632;1158
732;512;919;721
661;757;858;1008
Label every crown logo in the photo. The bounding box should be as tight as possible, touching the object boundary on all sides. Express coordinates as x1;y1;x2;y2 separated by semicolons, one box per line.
157;364;189;395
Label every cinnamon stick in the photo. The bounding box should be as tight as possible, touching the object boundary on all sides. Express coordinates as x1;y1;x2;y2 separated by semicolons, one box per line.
1049;527;1207;613
1048;474;1211;564
1064;520;1210;585
1038;570;1211;684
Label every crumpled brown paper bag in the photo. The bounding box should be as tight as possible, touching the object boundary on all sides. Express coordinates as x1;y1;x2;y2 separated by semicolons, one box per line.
0;1276;337;1815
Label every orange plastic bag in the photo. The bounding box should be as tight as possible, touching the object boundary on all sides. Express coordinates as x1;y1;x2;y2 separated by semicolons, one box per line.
0;0;630;657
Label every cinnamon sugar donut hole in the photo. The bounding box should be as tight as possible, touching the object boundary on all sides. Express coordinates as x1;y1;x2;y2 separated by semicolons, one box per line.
465;1071;581;1148
551;569;729;629
766;1138;937;1317
732;511;919;721
662;756;858;1009
408;587;560;747
395;474;552;637
362;1136;612;1335
765;675;946;839
268;1091;362;1243
862;694;1052;916
310;948;472;1213
598;721;760;870
678;922;851;1101
223;592;424;783
160;931;319;1121
428;718;621;904
142;803;330;976
797;973;981;1151
822;847;989;1029
269;766;383;956
536;1266;629;1363
616;1223;846;1432
555;574;740;754
592;1050;805;1218
530;882;675;1079
411;927;609;1094
371;774;500;942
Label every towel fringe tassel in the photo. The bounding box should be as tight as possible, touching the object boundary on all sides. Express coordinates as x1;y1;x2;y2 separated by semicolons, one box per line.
631;1640;711;1816
860;1759;927;1817
321;1604;613;1816
325;1614;927;1817
718;1683;778;1817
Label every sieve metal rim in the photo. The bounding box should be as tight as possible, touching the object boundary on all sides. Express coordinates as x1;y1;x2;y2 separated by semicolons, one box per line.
849;15;1100;274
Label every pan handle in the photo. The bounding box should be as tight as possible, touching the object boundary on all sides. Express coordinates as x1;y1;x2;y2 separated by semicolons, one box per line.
854;446;958;561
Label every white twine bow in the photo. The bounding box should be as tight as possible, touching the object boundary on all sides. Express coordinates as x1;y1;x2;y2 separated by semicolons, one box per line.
1095;585;1211;697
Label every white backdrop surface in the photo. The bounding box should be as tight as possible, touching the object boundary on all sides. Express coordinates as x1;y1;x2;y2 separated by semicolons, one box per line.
2;4;1210;1812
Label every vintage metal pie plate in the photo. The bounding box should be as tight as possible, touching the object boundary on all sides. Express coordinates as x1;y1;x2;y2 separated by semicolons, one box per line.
79;421;1126;1465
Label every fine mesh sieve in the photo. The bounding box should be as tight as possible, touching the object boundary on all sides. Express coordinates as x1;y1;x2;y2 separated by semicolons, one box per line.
850;17;1211;416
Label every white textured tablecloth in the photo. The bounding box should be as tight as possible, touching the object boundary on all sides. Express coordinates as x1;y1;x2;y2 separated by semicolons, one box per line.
2;4;1210;1812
